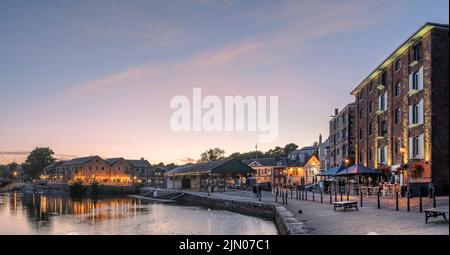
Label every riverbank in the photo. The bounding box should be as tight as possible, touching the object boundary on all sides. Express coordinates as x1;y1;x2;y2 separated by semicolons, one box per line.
177;191;308;235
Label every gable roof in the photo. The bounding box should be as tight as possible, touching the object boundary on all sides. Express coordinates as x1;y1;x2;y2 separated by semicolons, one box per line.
62;156;99;166
126;159;151;168
242;158;280;167
165;158;254;176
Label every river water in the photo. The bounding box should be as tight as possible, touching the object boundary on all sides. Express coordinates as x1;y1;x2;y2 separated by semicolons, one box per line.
0;192;277;235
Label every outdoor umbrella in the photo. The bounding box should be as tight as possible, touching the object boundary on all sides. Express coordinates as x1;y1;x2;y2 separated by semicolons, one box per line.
316;166;345;176
334;164;379;176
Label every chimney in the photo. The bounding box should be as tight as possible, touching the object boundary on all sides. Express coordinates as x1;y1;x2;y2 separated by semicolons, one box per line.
334;108;339;116
319;134;322;145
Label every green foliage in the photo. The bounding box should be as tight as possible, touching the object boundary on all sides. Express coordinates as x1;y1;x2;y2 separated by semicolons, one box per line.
199;147;226;162
70;182;87;196
283;143;298;156
25;147;55;180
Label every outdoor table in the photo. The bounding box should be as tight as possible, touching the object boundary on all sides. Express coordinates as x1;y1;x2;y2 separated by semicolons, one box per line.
424;207;448;223
333;201;359;212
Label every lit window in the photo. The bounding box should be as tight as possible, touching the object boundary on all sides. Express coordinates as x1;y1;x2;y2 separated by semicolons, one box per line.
413;137;420;157
395;108;401;124
412;103;419;124
395;83;401;97
412;71;420;90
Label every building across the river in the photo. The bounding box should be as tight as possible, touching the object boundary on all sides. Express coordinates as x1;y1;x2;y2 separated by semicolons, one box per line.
351;23;449;195
42;156;152;185
165;158;254;191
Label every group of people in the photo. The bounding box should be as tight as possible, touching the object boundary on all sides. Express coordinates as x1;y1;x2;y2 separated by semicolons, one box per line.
252;183;263;201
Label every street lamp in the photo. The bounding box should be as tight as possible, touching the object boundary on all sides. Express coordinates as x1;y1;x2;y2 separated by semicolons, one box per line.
344;158;350;199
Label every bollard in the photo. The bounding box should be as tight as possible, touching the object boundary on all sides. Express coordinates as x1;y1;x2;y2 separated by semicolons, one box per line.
305;190;308;201
407;192;410;212
312;191;315;202
395;192;399;211
433;191;436;208
296;189;298;200
291;188;293;199
285;192;288;205
360;192;363;207
377;191;380;209
334;189;337;202
320;191;323;203
275;189;278;203
340;190;343;201
419;191;423;213
329;190;332;204
347;191;349;201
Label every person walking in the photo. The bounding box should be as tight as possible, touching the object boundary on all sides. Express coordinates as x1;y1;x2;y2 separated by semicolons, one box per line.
252;184;257;198
257;183;262;201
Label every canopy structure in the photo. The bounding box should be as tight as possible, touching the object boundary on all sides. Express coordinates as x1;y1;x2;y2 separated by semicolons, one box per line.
334;164;379;176
316;166;345;176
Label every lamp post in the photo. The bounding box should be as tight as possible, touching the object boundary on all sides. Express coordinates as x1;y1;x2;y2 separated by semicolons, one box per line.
344;158;350;198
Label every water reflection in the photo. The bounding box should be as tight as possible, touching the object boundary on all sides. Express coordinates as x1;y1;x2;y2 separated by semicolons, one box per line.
0;192;277;235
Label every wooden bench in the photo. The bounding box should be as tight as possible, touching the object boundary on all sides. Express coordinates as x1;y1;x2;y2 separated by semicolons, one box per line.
424;207;448;223
333;201;358;212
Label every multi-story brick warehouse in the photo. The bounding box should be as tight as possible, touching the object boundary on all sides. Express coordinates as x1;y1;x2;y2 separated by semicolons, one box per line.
351;23;449;195
329;103;356;168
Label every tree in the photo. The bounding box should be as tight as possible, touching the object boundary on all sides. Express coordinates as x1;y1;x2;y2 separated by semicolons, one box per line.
265;146;284;158
25;147;55;180
283;143;298;156
199;148;226;162
313;141;319;147
228;151;264;160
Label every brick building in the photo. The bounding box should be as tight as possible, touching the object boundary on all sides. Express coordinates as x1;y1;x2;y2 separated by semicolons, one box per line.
350;23;448;195
329;103;356;168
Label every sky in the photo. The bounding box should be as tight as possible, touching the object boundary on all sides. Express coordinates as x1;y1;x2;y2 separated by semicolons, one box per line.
0;0;448;165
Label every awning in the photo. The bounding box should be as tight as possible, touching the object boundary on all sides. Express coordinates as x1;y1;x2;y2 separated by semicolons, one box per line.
316;166;345;176
334;164;379;176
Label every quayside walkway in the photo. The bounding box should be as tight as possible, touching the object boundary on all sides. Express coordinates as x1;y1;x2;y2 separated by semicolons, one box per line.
198;190;449;235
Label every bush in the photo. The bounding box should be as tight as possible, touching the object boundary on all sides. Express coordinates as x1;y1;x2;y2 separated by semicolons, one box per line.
70;182;86;196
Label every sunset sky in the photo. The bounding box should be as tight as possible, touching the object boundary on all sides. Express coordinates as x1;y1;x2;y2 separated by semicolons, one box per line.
0;0;448;165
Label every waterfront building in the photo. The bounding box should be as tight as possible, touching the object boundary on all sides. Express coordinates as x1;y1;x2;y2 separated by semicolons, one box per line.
242;158;286;188
287;146;318;162
43;156;152;185
126;158;152;184
285;154;320;185
318;136;331;171
149;166;167;188
165;158;254;191
329;104;357;168
350;23;449;195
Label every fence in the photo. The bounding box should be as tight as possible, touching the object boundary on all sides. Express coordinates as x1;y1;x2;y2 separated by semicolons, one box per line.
274;186;445;213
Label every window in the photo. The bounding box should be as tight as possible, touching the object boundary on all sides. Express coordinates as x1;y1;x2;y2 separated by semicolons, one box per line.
413;136;420;157
379;120;387;137
412;71;420;90
395;83;401;97
412;103;419;124
395;59;401;71
378;92;387;111
369;82;373;92
359;108;364;119
369;147;374;160
369;101;373;113
359;128;364;139
381;71;387;85
395;108;401;124
101;167;104;170
413;43;423;62
395;137;401;155
380;147;386;163
369;122;373;135
359;151;364;163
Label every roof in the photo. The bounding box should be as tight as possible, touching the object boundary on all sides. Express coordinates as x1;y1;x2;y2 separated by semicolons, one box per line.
351;22;449;95
62;156;98;166
287;159;305;167
334;164;379;176
316;165;345;176
242;158;280;167
44;161;66;169
165;158;254;176
126;159;152;168
105;158;123;165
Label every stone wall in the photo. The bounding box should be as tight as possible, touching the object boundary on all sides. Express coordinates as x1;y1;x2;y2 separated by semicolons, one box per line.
178;192;308;235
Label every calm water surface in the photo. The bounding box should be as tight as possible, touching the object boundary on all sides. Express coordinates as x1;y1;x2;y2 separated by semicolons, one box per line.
0;192;277;235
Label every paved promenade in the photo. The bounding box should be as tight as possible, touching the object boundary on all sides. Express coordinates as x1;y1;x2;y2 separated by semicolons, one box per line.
204;190;449;235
